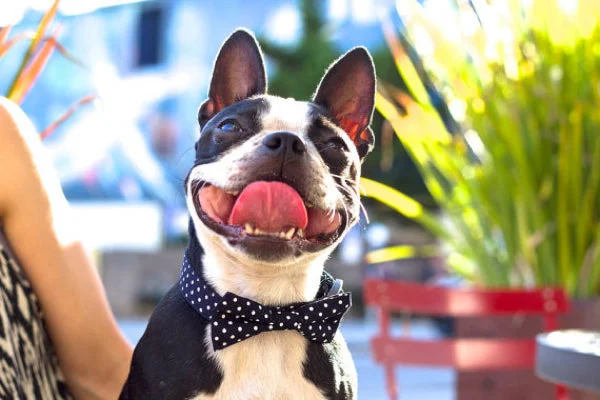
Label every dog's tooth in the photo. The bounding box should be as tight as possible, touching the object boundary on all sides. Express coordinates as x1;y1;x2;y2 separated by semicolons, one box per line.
245;223;254;234
255;228;266;236
297;229;304;238
284;227;295;240
225;190;240;196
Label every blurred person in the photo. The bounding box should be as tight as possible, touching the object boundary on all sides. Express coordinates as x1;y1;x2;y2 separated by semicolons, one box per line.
0;97;133;399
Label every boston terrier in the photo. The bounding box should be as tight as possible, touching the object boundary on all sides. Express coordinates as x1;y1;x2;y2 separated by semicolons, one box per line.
120;28;375;400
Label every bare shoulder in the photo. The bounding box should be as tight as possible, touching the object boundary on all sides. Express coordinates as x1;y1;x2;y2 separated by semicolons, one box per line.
0;97;39;148
0;97;42;176
0;97;65;220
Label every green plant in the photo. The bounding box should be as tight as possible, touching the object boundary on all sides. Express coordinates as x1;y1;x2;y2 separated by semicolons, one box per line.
362;0;600;297
0;0;93;138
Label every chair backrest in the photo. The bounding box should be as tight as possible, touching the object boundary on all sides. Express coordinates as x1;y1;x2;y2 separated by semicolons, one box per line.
365;277;571;398
363;278;569;318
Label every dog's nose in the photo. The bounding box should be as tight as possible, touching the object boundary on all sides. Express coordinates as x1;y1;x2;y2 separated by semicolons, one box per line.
262;132;306;156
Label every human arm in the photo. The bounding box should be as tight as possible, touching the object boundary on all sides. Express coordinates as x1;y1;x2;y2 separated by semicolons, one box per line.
0;97;133;399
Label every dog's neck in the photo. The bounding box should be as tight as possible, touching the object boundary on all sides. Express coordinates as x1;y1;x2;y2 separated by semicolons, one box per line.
189;225;329;306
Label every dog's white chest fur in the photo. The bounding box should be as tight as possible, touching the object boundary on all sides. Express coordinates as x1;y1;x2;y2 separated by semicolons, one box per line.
191;330;326;400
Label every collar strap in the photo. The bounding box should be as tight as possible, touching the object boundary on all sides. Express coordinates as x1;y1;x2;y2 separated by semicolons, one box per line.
178;255;351;350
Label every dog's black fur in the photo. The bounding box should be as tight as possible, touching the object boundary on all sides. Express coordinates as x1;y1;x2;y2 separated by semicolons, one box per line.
120;226;355;399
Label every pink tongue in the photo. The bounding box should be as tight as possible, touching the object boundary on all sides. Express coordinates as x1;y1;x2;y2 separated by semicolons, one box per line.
228;181;308;232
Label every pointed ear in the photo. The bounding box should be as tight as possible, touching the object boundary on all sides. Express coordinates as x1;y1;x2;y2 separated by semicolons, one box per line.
313;47;376;160
198;29;267;127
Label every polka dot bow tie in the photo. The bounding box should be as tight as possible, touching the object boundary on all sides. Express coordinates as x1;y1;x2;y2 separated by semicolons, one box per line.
179;256;352;350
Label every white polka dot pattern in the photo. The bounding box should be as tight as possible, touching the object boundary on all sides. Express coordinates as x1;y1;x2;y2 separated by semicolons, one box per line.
178;256;352;350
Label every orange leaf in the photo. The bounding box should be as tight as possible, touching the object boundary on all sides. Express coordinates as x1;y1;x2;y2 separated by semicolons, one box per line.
46;36;86;68
0;31;35;59
41;95;96;140
6;0;60;97
29;0;60;57
381;17;405;69
0;25;12;44
380;15;431;108
9;27;61;104
0;32;84;65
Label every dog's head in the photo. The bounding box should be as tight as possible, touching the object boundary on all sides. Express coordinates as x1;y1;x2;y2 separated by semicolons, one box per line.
186;29;375;265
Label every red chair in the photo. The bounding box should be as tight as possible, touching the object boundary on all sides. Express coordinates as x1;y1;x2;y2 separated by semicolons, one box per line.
363;278;570;400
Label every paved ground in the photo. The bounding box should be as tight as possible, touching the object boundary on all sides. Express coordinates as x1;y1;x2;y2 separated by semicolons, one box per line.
119;317;455;399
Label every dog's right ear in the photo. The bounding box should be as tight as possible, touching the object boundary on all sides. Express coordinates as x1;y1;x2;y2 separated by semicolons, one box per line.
198;29;267;127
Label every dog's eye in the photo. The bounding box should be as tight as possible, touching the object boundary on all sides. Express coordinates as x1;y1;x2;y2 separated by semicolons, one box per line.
218;120;243;133
325;137;348;151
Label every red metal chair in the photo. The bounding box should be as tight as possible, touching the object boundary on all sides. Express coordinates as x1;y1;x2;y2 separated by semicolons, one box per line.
363;278;570;400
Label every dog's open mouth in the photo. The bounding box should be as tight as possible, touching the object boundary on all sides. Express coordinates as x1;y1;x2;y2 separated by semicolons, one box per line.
192;180;344;246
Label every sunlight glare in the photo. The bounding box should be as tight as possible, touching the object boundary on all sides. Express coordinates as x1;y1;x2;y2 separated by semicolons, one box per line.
557;0;579;15
351;0;379;24
328;0;349;22
266;4;302;45
0;2;25;26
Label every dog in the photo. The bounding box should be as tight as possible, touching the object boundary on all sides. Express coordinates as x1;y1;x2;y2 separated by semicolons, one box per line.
120;28;375;400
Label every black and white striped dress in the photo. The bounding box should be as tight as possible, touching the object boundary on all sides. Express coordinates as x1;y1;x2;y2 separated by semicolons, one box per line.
0;228;72;399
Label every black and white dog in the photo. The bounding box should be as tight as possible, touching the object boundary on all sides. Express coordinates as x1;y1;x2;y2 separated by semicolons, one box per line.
120;29;375;400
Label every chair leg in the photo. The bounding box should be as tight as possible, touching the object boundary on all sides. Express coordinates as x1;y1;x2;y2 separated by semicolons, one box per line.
556;385;570;400
385;363;398;400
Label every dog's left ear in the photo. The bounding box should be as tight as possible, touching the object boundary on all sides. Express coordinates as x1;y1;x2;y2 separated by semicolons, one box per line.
198;29;267;127
314;47;376;161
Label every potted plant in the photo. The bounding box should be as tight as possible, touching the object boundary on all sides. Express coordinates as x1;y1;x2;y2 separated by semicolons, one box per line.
1;0;93;136
362;1;600;398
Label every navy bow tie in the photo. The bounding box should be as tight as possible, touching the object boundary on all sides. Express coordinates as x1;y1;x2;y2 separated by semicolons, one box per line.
178;256;352;350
